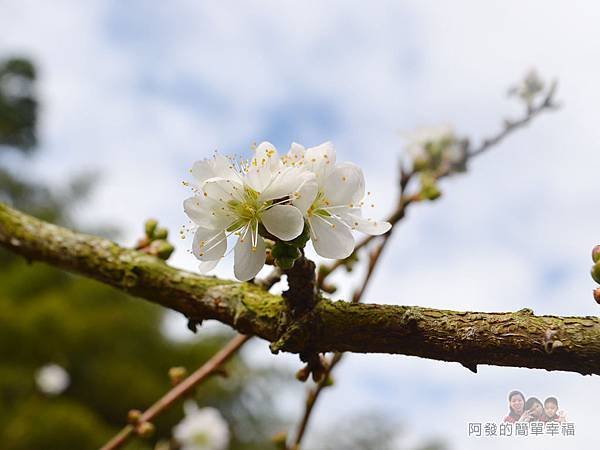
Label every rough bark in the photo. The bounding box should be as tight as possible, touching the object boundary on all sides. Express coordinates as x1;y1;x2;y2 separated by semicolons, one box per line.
1;202;599;375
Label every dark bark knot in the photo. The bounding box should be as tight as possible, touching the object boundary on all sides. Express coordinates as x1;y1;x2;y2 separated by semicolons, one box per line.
271;256;326;380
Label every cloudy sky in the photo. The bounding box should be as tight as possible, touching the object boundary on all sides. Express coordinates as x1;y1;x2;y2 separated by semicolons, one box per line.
2;1;600;448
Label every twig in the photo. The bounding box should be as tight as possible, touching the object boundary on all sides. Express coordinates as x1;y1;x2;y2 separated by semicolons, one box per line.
256;267;282;290
293;82;560;448
318;81;559;287
292;238;390;447
317;192;417;286
100;334;251;450
468;80;558;158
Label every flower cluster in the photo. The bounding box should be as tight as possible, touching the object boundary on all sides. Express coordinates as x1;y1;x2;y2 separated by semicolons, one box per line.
509;69;545;106
403;124;464;172
173;402;230;450
183;141;391;281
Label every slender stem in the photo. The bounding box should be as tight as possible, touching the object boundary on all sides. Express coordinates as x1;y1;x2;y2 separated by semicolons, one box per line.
318;82;558;287
469;81;558;158
291;236;392;448
351;236;390;303
100;334;251;450
294;82;559;448
256;267;282;290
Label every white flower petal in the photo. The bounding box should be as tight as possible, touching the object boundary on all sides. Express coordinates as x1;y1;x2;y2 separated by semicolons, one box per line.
309;214;354;259
174;406;230;450
234;232;266;281
198;259;220;274
261;205;304;241
203;178;244;202
191;154;238;184
192;228;227;261
183;196;211;227
252;141;281;171
211;154;239;179
183;196;231;229
293;178;319;214
183;400;200;416
287;142;305;162
322;162;365;206
259;166;306;201
191;159;215;185
244;166;272;193
304;141;336;181
342;213;391;235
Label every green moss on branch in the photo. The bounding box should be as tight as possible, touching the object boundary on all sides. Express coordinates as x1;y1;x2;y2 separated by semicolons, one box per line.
1;202;600;376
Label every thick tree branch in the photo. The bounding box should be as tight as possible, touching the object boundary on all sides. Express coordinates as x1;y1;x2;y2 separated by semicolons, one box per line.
1;202;599;375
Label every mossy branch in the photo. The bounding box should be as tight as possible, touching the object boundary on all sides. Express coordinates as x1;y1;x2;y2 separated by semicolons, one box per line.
1;202;599;375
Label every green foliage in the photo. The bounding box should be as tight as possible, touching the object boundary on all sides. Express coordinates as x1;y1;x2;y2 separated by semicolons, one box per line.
0;255;287;450
0;57;37;151
0;56;284;450
3;398;112;450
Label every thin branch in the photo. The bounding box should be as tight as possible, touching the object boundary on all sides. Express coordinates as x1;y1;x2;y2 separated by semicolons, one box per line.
318;83;559;286
292;84;560;446
468;80;558;159
256;267;282;291
291;236;391;448
100;334;250;450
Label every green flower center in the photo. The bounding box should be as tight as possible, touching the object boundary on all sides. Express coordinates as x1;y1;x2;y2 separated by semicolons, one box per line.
226;187;272;232
307;191;331;217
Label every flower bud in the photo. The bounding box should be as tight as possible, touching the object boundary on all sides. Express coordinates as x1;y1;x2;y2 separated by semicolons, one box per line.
144;219;158;237
421;183;441;201
276;257;296;270
155;241;175;260
127;409;142;424
592;245;600;263
271;242;299;259
420;173;442;201
591;262;600;284
271;431;288;449
272;242;301;269
287;224;311;248
169;366;188;385
412;156;429;172
153;227;169;240
295;366;310;382
594;288;600;305
321;283;337;294
135;236;151;250
136;421;155;438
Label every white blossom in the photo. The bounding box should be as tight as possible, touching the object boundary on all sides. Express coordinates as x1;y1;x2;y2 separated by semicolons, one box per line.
173;402;230;450
283;142;391;259
35;363;70;395
183;142;310;280
510;69;544;104
402;124;464;167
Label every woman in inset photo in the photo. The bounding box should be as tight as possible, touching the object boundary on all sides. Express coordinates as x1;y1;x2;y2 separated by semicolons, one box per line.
503;390;525;423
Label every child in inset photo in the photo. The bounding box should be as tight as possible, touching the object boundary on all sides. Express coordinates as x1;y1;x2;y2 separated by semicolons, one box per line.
543;397;567;422
519;397;545;422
